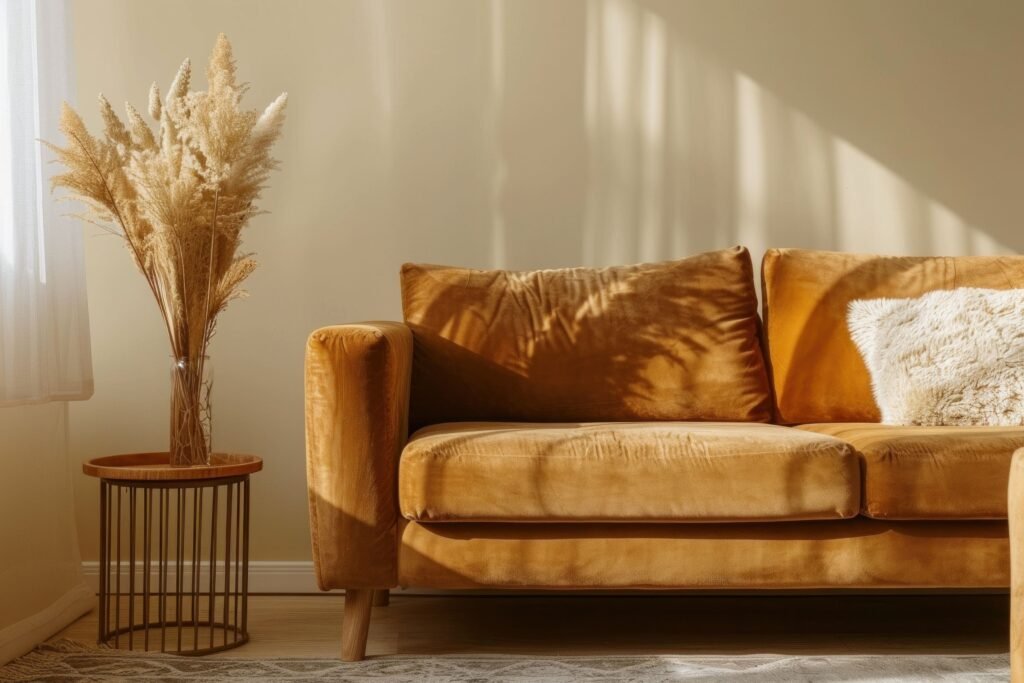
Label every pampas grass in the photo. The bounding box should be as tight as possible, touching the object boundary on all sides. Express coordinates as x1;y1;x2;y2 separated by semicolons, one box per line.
48;34;286;465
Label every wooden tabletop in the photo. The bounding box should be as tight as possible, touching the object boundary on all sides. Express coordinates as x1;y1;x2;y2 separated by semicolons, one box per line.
82;452;262;481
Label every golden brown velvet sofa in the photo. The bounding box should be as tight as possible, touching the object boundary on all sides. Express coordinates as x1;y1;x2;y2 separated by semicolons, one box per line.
306;246;1024;661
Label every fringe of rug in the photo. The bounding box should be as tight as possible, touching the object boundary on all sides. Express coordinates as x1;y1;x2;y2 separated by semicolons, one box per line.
0;638;1010;683
0;639;113;682
33;639;106;653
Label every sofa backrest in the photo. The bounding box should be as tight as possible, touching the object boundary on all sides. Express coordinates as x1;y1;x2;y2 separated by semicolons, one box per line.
762;248;1024;424
401;246;772;431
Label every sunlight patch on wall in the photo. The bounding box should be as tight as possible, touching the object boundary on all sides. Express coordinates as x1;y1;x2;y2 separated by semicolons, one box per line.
638;11;666;263
832;138;1007;256
583;0;640;266
582;0;1009;267
734;73;767;259
488;0;508;268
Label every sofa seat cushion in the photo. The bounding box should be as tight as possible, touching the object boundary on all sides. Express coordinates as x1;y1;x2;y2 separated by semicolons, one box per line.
798;423;1024;519
399;422;859;522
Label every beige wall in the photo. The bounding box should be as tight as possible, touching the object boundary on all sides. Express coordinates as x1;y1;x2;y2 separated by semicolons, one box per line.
69;0;1024;562
0;403;92;662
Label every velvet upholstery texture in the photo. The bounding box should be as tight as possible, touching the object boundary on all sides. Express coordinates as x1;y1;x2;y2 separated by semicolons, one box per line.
305;323;412;590
799;423;1024;520
401;247;772;430
762;249;1024;424
1010;450;1024;680
397;519;1008;589
304;250;1021;612
399;422;858;522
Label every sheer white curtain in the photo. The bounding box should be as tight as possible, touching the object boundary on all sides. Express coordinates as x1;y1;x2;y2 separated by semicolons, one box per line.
0;0;94;665
0;0;92;405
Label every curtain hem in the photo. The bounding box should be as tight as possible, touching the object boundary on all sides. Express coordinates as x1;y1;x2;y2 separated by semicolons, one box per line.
0;581;93;666
0;384;95;408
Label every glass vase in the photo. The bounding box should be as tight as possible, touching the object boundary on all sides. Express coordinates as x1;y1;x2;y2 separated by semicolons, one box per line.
169;355;212;467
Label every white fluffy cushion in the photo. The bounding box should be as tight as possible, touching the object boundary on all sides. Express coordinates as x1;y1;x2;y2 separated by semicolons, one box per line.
847;287;1024;426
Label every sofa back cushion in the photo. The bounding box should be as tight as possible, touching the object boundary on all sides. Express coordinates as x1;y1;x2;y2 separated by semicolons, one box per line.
401;246;772;430
762;248;1024;424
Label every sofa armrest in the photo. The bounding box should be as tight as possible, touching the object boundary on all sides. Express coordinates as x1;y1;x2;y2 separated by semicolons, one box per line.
305;322;413;590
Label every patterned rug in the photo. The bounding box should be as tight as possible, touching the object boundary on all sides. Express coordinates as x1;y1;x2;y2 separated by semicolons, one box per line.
0;640;1009;682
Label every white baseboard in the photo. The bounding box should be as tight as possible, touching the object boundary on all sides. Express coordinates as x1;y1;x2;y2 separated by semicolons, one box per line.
79;561;455;595
80;561;1009;597
0;583;95;665
79;561;456;595
81;560;328;595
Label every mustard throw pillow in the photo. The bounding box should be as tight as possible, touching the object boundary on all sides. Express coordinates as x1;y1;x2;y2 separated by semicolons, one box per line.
401;246;772;430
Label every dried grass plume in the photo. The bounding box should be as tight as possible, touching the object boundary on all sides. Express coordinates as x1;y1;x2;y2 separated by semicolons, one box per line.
47;34;287;463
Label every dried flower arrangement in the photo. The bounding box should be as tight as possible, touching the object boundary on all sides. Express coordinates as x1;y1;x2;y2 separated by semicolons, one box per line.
47;34;287;466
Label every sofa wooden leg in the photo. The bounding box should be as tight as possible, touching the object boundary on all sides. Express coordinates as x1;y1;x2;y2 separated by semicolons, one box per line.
341;589;373;661
1010;451;1024;681
373;589;390;607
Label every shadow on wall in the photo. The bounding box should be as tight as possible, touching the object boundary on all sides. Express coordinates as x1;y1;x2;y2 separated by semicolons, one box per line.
577;0;1015;267
363;0;1018;275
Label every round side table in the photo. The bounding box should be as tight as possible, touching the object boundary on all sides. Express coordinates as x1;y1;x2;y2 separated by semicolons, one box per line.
83;453;262;655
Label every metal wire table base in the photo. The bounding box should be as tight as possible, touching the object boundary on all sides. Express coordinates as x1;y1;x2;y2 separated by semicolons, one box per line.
97;475;251;655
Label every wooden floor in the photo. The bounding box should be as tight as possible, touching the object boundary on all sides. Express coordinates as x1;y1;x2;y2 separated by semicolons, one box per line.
56;593;1010;658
